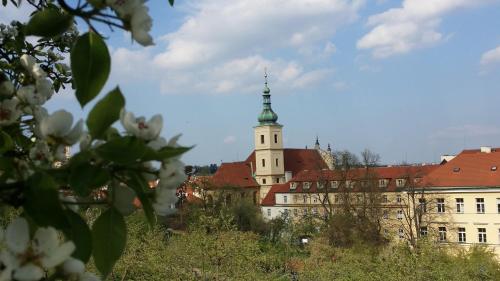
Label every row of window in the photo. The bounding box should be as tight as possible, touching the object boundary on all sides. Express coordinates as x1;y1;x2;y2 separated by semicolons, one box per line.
433;197;500;214
260;158;280;168
267;208;320;217
289;178;418;190
260;134;279;145
432;227;494;243
261;177;282;185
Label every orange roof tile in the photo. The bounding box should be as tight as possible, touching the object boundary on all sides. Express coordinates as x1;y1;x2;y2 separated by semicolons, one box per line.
424;148;500;187
208;161;259;189
245;148;328;175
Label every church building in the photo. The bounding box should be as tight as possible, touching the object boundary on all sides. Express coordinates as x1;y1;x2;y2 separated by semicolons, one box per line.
203;74;333;203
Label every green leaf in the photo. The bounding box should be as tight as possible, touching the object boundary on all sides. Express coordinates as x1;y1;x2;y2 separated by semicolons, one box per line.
92;207;126;278
69;163;110;197
25;8;73;37
95;136;147;164
141;146;193;162
126;172;156;228
168;0;175;6
64;210;92;263
24;173;70;230
87;87;125;139
71;32;110;107
0;130;14;154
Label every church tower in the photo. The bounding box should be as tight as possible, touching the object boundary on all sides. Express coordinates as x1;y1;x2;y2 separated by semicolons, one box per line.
254;72;285;201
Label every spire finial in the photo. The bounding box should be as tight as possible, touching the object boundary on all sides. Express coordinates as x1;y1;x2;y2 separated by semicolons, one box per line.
264;67;268;86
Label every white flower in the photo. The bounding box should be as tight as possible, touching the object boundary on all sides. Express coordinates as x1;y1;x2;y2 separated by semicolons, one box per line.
54;144;67;161
0;98;21;126
79;132;92;151
35;78;54;100
0;80;14;97
114;185;137;216
153;187;178;216
158;159;186;189
17;79;54;106
120;109;162;141
59;193;79;213
20;55;46;79
130;5;153;46
106;0;154;46
63;258;101;281
29;140;53;165
1;218;75;281
39;110;83;145
147;137;167;151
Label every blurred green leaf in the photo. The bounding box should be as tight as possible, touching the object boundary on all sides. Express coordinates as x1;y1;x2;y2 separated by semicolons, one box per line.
92;207;126;278
24;173;70;230
25;8;73;37
64;210;92;263
126;172;156;228
87;87;125;139
69;163;110;197
0;130;14;154
71;32;110;107
95;136;147;164
168;0;175;6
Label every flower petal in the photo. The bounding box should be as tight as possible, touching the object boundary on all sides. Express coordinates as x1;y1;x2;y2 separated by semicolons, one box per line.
33;227;59;256
13;263;44;281
41;241;75;268
145;114;163;140
80;272;101;281
5;218;30;254
62;257;85;275
64;119;83;145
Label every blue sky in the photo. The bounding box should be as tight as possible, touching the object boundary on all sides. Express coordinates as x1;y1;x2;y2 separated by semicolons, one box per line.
3;0;500;166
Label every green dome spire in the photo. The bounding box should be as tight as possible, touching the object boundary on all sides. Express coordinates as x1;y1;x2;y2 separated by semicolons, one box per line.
258;71;278;125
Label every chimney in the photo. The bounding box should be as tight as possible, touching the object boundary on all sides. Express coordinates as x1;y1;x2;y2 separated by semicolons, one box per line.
480;146;492;153
440;155;456;162
285;171;292;182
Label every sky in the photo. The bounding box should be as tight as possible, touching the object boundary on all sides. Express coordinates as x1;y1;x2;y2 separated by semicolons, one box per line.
2;0;500;166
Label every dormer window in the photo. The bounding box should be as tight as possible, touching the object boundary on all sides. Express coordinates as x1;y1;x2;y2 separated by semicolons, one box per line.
330;181;339;189
396;179;406;187
379;179;388;188
317;182;324;189
453;167;460;173
346;180;355;189
303;182;311;190
491;166;497;171
290;182;297;190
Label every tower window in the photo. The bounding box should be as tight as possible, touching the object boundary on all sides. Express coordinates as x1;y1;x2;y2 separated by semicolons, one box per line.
274;134;278;143
275;158;279;167
262;159;265;167
262;178;266;184
260;135;264;144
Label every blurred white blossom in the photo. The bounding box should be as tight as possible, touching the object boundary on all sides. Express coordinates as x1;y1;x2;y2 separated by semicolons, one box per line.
120;109;162;141
106;0;154;46
0;98;21;126
39;110;83;145
0;80;14;97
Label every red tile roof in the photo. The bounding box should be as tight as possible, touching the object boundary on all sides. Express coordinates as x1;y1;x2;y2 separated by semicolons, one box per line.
245;148;328;175
208;161;259;189
260;165;439;206
423;148;500;187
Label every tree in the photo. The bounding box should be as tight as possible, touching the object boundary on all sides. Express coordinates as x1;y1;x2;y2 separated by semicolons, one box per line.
0;1;190;280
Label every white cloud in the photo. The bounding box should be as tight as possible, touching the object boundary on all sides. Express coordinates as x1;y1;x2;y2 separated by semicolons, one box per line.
480;45;500;66
357;0;492;58
223;135;237;144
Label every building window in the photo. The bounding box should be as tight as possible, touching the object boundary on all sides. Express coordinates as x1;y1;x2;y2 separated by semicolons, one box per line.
497;198;500;213
283;209;289;217
303;182;311;189
478;228;487;243
456;198;464;213
438;227;447;242
260;135;264;144
437;198;445;213
396;179;406;187
334;195;339;203
398;228;404;239
383;210;388;219
458;227;466;243
313;196;318;203
396;195;402;203
317;182;324;189
274;134;278;144
420;227;428;236
418;198;427;213
267;209;271;217
303;208;308;216
283;195;288;204
275;158;279;167
303;195;307;203
313;208;318;215
275;177;280;183
397;210;403;220
290;182;297;190
262;178;266;184
293;209;298;217
262;158;266;167
330;181;338;189
379;179;388;188
382;195;388;203
476;198;485;214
